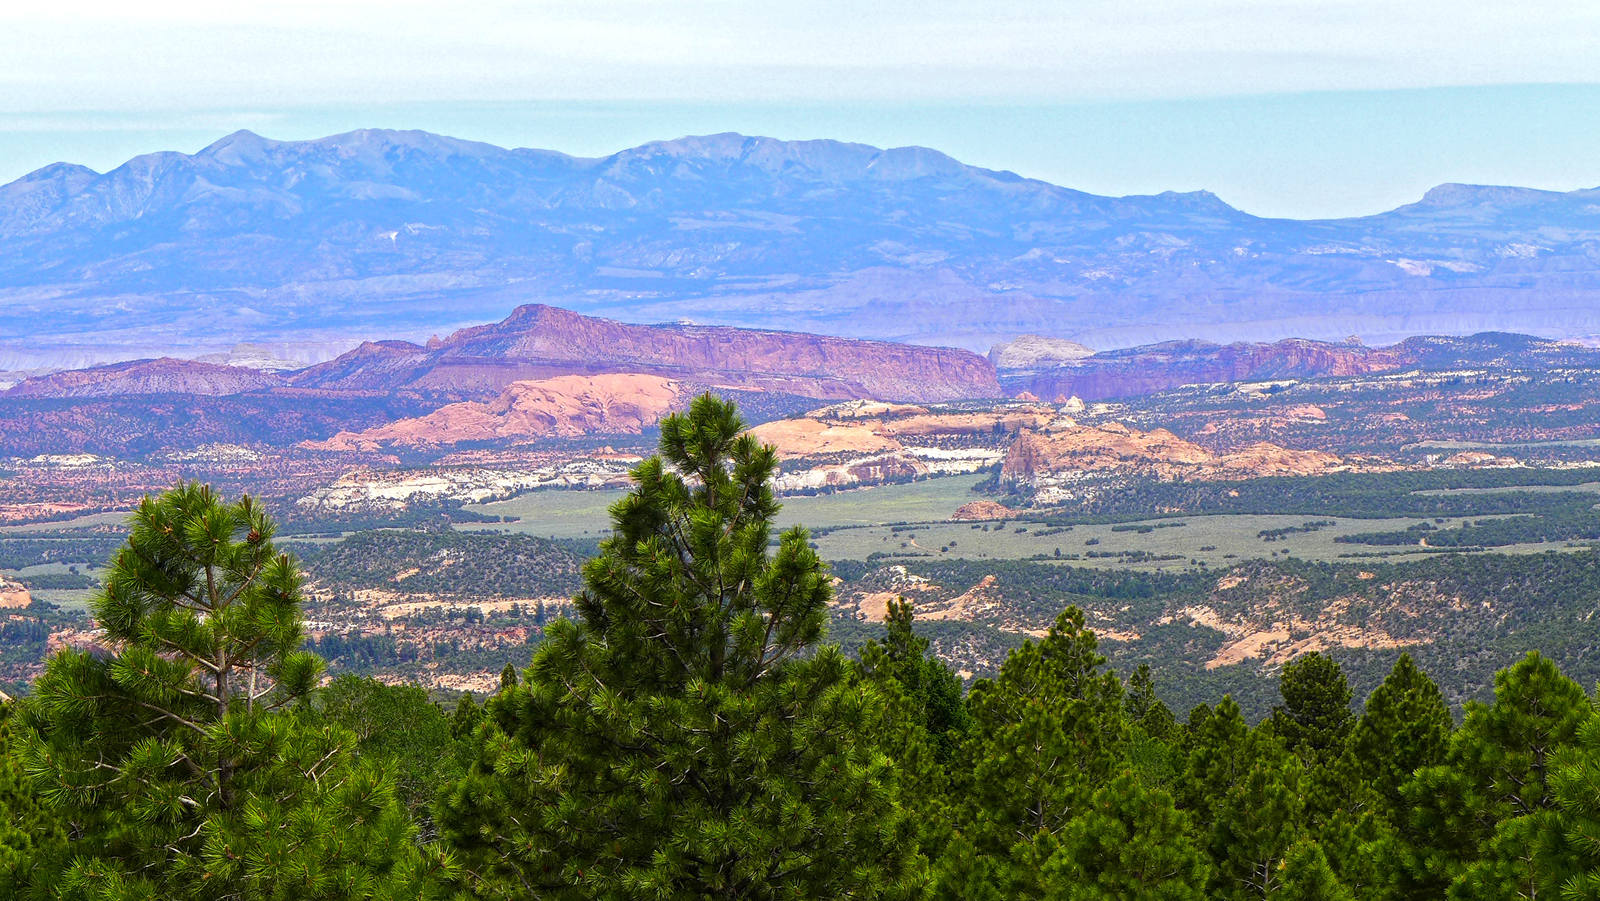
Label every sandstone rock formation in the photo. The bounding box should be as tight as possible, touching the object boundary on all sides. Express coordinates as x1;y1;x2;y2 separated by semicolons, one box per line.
748;418;902;457
0;576;30;609
751;405;1059;461
773;452;930;493
307;374;689;451
751;400;1334;499
988;335;1095;371
951;500;1017;521
1215;442;1343;477
1000;420;1344;490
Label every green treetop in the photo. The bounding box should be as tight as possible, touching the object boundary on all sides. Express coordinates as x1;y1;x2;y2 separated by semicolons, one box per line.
21;483;435;901
1126;663;1177;742
1270;652;1354;759
1402;651;1589;897
947;605;1127;896
1549;697;1600;900
1205;736;1307;901
1351;653;1453;814
859;595;971;765
1271;839;1355;901
1041;771;1208;901
0;701;65;896
437;394;919;900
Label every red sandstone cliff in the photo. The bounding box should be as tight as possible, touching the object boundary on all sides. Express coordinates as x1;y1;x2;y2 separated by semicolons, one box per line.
307;374;691;451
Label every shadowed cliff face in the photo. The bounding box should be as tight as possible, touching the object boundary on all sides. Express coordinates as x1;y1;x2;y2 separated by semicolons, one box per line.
4;129;1600;366
288;304;1000;402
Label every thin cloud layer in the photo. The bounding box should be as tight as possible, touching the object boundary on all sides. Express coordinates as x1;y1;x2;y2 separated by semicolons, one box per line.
2;1;1597;110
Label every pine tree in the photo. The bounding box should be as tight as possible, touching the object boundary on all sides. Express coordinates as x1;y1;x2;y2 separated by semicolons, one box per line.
437;395;918;900
316;675;458;815
1351;653;1452;814
1041;772;1208;901
21;484;435;900
1268;653;1365;875
1206;737;1306;901
1551;702;1600;900
1446;810;1576;901
1310;803;1399;901
1402;652;1589;898
1264;657;1378;893
1271;840;1355;901
858;597;969;869
449;692;482;740
1177;695;1251;814
1122;664;1179;790
946;606;1126;896
1126;663;1177;741
1270;652;1354;759
0;701;65;896
859;595;971;764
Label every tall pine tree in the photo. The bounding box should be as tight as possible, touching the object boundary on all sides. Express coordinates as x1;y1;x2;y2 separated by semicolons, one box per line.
858;597;970;871
945;606;1127;897
1402;652;1589;898
1269;652;1354;759
859;595;971;765
21;484;434;900
437;394;918;900
1352;653;1453;815
1551;699;1600;900
1206;736;1306;901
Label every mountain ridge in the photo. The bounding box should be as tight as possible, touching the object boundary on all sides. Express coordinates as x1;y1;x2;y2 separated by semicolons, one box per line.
288;303;1001;402
993;330;1600;401
4;128;1600;366
4;303;1000;404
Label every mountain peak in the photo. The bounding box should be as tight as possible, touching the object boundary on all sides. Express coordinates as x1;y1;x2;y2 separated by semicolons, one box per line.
608;133;971;183
1415;183;1562;208
198;129;279;164
32;161;99;179
308;127;509;159
1151;189;1238;213
10;161;99;185
204;128;271;149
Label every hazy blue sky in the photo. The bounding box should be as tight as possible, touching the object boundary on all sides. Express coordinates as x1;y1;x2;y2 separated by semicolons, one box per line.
2;1;1597;218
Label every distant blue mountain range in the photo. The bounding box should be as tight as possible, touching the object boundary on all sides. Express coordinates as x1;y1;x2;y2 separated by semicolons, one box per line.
2;128;1598;368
